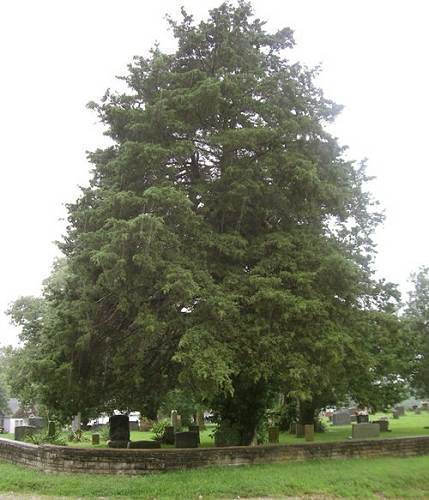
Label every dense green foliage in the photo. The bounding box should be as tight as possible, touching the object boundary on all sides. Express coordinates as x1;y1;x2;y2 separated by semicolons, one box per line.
0;349;10;415
404;266;429;397
5;1;411;440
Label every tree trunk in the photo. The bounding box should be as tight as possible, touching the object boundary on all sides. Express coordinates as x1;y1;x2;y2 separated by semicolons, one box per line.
298;400;318;425
212;376;271;446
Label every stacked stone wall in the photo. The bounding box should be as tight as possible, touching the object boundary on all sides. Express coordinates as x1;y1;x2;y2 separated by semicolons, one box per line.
1;436;429;475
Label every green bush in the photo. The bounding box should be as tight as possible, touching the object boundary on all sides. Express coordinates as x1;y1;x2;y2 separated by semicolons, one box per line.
98;425;110;442
151;420;169;441
25;431;68;446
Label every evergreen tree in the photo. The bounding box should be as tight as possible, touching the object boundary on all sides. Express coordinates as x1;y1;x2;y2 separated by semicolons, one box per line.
8;2;408;442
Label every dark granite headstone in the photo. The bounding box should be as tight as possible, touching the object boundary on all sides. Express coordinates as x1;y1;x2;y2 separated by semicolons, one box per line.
129;421;139;431
175;431;199;448
356;414;369;424
188;424;200;443
373;419;389;432
109;415;130;441
128;440;161;449
162;425;175;445
92;433;100;445
14;425;36;441
48;421;56;437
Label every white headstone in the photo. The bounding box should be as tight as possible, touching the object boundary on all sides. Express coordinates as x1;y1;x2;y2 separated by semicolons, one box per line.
72;412;81;432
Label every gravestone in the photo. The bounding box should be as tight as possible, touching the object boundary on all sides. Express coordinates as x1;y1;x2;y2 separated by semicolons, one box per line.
296;423;305;438
394;406;405;417
48;421;56;437
373;419;389;432
109;415;130;444
162;425;175;445
423;402;428;411
29;417;45;430
92;433;100;445
171;410;179;432
392;409;400;419
268;427;279;444
175;431;199;448
129;421;140;431
352;422;380;439
289;422;297;434
304;424;315;442
14;425;36;441
315;420;325;433
128;440;161;449
72;413;81;433
356;414;369;424
332;410;351;426
188;424;200;444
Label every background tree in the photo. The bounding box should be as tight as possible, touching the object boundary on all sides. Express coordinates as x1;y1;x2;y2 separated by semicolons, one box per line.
404;266;429;397
0;348;11;415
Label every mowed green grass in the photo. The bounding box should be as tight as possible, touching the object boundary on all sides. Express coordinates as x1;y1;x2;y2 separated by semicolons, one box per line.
2;455;429;498
280;411;429;443
66;411;429;448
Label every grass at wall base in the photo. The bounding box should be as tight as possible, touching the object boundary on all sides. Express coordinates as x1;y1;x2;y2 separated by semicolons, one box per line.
1;456;429;498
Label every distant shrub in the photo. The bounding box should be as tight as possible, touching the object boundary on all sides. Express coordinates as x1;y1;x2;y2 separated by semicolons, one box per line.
98;425;110;442
25;431;68;446
151;420;169;441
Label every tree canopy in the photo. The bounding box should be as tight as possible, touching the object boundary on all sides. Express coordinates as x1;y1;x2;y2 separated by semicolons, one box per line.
404;267;429;397
0;349;11;415
6;1;411;442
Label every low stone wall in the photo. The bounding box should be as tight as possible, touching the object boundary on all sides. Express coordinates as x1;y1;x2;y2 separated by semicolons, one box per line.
1;436;429;475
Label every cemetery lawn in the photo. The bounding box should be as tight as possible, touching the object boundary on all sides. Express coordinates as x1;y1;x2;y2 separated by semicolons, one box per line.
2;454;429;498
65;412;429;448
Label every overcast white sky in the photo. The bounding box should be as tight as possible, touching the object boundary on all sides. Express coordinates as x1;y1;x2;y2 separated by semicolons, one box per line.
1;0;428;346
